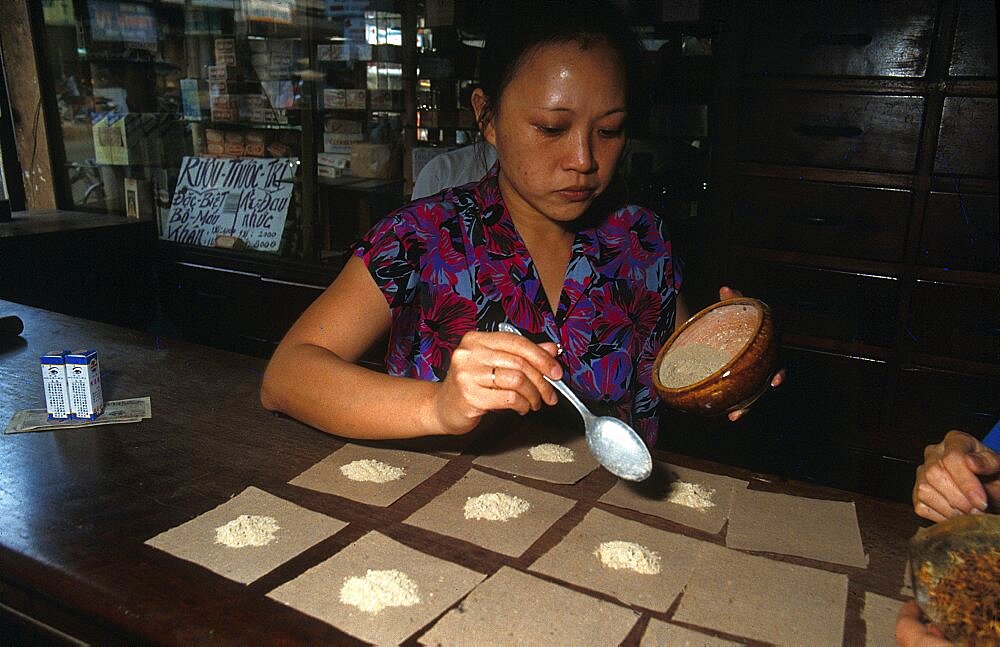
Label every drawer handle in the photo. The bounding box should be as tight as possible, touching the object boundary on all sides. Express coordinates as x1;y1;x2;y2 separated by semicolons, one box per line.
799;31;873;48
784;213;848;227
793;123;864;139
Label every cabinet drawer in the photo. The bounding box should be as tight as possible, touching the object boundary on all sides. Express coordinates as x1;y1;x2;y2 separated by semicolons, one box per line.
733;176;909;261
754;347;887;451
738;92;924;172
743;1;936;77
732;259;899;347
905;280;1000;363
919;191;999;272
934;97;998;177
949;0;998;77
161;263;264;354
891;365;1000;457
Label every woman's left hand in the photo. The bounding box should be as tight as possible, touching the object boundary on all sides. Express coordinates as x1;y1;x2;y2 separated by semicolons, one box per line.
718;286;785;422
894;601;952;647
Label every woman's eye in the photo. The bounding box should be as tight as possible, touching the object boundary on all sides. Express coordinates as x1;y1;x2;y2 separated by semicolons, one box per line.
598;128;624;138
535;125;564;136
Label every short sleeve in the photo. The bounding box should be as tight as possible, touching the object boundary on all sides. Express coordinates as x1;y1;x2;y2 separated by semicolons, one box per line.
351;212;421;309
984;419;1000;452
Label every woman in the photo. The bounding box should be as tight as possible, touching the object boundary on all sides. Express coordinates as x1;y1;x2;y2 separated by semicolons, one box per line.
261;0;776;443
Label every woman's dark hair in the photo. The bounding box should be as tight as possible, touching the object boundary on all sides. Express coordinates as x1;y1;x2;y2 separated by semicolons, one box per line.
477;0;647;133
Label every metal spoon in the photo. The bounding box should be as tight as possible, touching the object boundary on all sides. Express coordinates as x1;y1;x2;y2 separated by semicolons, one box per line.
498;323;652;481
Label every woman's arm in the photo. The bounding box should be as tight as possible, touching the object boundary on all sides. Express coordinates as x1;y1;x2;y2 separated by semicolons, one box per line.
260;256;562;439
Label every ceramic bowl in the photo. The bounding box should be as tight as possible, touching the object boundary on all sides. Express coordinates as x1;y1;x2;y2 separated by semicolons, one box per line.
908;514;1000;643
652;297;777;415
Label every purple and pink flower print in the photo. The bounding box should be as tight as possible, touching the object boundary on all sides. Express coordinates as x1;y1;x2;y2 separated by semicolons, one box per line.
353;164;681;446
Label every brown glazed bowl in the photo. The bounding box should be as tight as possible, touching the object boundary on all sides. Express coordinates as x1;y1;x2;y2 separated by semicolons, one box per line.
652;297;777;416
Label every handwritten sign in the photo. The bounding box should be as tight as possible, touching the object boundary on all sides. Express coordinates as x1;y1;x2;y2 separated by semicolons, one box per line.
163;156;297;253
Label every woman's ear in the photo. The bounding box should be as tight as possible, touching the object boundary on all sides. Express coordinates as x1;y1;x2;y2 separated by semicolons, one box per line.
471;88;496;147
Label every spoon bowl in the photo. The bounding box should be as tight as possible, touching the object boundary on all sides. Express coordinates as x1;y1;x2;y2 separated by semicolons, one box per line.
498;323;652;481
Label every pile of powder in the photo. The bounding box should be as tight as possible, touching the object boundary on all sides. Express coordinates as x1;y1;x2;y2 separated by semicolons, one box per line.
658;344;732;388
594;541;662;575
214;514;280;548
528;443;575;463
463;492;531;521
339;569;421;614
340;458;406;483
666;481;716;510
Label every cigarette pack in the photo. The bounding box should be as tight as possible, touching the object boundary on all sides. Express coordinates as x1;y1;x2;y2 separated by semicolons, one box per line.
40;351;71;420
65;349;105;420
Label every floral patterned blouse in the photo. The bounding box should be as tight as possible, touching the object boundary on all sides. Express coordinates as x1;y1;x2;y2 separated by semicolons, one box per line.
352;165;682;445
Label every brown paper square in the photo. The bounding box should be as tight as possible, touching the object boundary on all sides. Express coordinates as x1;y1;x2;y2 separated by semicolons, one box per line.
385;425;486;455
529;508;710;612
289;443;448;507
145;486;347;584
673;542;848;645
640;618;744;647
863;592;905;647
417;566;639;646
473;424;599;484
267;530;485;646
403;468;576;557
599;462;749;534
725;489;868;568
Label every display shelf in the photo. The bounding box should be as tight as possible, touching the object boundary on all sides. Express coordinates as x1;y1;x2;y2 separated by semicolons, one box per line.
187;118;303;132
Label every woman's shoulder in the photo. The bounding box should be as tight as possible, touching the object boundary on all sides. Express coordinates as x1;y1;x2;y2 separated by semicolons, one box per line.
602;202;667;235
377;191;466;232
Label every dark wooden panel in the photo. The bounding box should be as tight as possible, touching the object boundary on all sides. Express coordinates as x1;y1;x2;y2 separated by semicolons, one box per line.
158;262;266;356
905;279;1000;363
660;346;898;495
732;176;910;261
949;0;998;77
738;92;925;172
0;218;157;330
732;258;899;347
934;97;999;177
743;0;936;77
890;365;1000;457
919;191;999;272
758;347;887;466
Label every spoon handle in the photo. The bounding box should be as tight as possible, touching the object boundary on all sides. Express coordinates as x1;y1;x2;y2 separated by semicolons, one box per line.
542;375;596;425
497;323;595;424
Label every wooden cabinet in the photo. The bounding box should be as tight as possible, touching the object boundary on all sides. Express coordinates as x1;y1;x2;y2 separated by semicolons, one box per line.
666;0;1000;501
741;1;937;77
737;92;925;172
732;176;910;261
934;97;998;176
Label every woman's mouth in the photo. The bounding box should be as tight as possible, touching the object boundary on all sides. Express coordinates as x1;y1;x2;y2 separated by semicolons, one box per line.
558;187;596;202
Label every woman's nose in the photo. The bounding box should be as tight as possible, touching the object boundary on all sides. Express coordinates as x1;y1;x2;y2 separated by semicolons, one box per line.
563;130;597;173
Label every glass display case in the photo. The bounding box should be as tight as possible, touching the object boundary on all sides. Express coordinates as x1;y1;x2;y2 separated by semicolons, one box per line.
38;0;412;263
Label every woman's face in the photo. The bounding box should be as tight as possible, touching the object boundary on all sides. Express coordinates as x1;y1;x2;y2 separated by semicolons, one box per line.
477;40;628;228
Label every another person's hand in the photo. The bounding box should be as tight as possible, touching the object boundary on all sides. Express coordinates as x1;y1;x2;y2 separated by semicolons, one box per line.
430;330;562;435
718;286;785;422
913;429;1000;522
895;600;952;646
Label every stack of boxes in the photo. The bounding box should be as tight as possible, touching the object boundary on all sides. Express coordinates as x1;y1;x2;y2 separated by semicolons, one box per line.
40;350;104;421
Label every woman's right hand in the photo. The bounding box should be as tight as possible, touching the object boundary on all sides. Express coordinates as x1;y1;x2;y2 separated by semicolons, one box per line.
428;330;564;435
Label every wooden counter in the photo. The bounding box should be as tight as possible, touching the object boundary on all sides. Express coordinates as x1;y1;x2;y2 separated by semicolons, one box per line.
0;299;924;644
